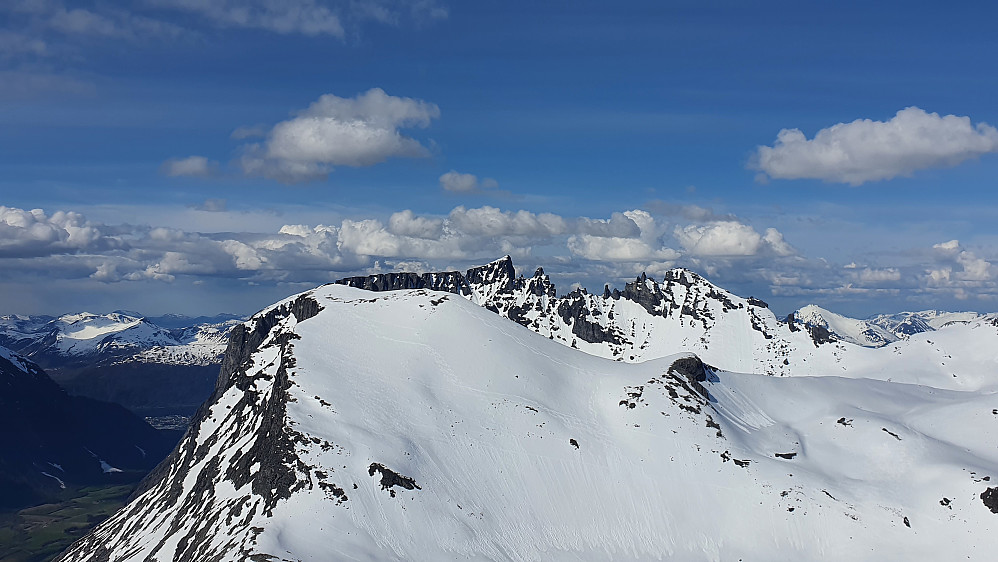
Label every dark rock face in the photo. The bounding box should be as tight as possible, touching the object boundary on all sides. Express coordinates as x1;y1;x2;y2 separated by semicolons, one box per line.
786;314;835;346
557;290;622;345
981;487;998;513
666;356;716;402
336;259;762;355
337;270;471;296
806;325;835;346
57;294;323;562
368;463;421;498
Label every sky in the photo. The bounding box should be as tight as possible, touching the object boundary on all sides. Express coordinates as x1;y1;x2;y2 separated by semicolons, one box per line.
2;0;998;319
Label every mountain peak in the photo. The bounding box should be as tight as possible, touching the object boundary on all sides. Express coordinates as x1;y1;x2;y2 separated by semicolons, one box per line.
56;280;998;561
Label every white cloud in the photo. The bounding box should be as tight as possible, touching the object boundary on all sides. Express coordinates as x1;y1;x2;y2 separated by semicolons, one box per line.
751;107;998;185
150;0;345;37
567;235;679;262
447;206;567;238
0;206;104;257
933;239;962;257
575;212;641;238
19;203;998;312
675;222;759;257
674;222;797;258
567;209;677;263
439;170;499;193
956;251;994;282
856;267;901;284
388;210;443;239
239;88;440;183
762;228;795;257
162;155;218;178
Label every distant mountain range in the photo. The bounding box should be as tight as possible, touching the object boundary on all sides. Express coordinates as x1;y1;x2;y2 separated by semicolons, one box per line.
56;257;998;561
0;312;242;417
790;304;988;347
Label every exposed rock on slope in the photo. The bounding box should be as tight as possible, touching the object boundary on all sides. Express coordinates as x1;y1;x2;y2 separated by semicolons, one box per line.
57;284;998;561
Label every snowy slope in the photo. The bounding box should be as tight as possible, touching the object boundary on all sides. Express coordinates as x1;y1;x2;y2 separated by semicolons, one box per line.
792;304;898;347
339;258;998;392
339;258;825;377
57;285;998;561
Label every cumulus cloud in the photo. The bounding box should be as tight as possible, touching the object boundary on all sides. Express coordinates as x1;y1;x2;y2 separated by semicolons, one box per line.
645;201;736;222
388;210;443;239
567;235;679;262
447;206;567;238
239;88;440;183
675;221;794;257
933;239;962;258
0;206;105;258
13;203;998;312
751;107;998;185
567;210;678;263
439;170;500;193
162;155;218;178
575;212;641;238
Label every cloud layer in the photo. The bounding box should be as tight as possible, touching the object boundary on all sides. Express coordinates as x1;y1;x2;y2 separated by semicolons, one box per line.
2;202;997;314
751;107;998;185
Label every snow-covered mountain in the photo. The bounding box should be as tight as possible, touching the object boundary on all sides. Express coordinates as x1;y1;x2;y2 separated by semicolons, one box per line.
0;345;174;509
57;267;998;561
791;304;900;347
336;257;998;389
0;312;242;418
0;311;240;368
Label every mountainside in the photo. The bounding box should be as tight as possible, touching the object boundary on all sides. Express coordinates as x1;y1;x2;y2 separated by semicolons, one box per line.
56;283;998;561
337;257;998;390
0;312;241;417
0;346;175;510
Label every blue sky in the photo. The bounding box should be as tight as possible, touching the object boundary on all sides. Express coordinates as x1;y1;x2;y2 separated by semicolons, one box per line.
2;0;998;318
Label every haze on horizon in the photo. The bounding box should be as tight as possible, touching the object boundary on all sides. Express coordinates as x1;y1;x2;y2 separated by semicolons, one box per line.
2;0;997;319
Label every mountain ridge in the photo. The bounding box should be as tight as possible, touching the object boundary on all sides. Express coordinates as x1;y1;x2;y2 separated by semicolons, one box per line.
55;279;998;561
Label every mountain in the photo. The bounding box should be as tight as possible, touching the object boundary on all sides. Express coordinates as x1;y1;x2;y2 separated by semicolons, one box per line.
789;306;995;347
336;257;998;391
0;346;175;510
0;312;238;368
56;265;998;561
0;312;241;417
791;304;900;347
